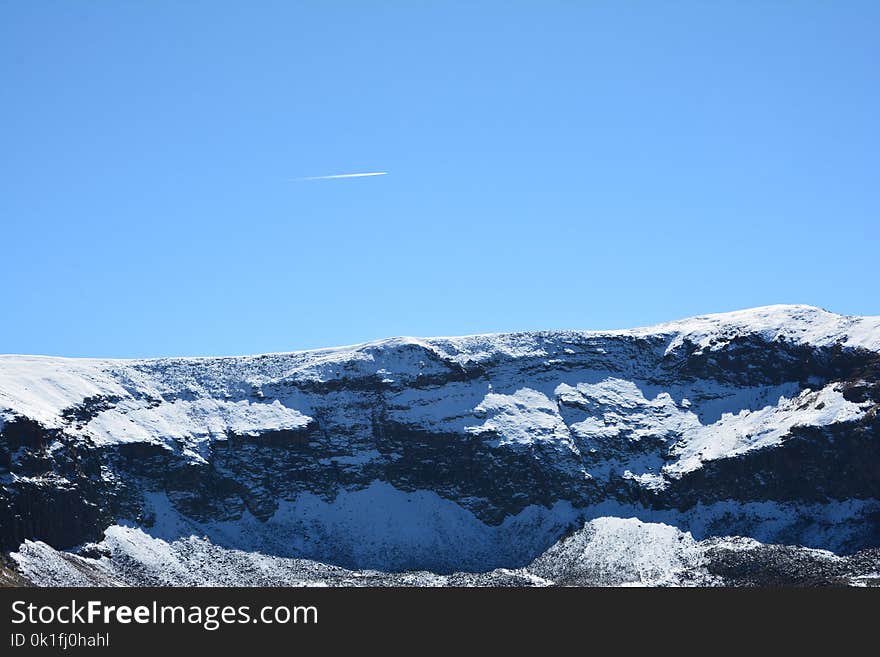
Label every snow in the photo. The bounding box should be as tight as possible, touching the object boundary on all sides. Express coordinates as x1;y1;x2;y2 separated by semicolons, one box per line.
466;388;577;450
580;497;880;553
0;356;126;428
642;304;880;355
528;517;716;586
11;531;383;587
85;398;312;458
666;384;865;475
14;492;878;586
136;482;581;573
5;305;879;586
1;303;877;477
7;516;719;587
551;376;870;478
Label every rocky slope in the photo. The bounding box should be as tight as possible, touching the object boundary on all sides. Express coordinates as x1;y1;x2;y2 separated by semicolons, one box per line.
2;304;879;585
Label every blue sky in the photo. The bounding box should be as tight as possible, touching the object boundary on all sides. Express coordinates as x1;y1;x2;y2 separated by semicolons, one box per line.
2;2;878;357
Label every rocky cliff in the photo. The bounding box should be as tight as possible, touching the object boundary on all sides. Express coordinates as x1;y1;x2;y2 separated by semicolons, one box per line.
2;305;879;585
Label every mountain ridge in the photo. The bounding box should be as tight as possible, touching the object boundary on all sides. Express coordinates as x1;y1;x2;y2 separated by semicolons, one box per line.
2;304;879;585
3;303;879;363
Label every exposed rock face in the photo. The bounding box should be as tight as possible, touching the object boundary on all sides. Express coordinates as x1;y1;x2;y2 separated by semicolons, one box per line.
2;305;879;585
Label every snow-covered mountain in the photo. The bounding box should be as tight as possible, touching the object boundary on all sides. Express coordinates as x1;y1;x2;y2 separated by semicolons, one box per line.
2;305;879;586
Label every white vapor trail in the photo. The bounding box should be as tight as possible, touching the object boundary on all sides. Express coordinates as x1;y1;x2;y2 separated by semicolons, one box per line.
298;172;388;181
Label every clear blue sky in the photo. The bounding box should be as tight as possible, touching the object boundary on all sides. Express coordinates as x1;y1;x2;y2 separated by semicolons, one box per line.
2;2;878;357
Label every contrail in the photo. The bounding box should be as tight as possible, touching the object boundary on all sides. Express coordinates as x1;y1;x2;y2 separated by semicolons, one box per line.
298;172;388;181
